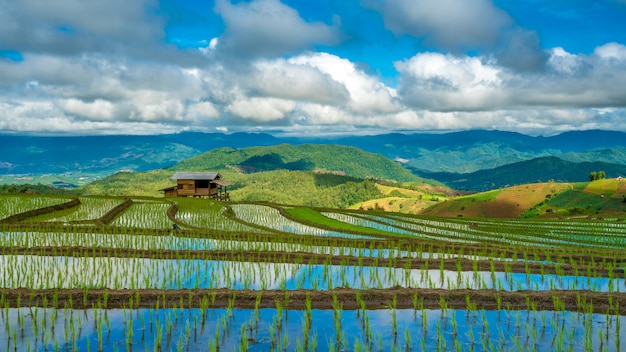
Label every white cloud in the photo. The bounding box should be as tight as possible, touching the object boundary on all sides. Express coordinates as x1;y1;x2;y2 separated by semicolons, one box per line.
548;47;584;75
59;98;114;120
289;53;401;114
594;42;626;59
186;102;220;120
364;0;511;50
249;58;350;105
364;0;547;71
214;0;340;57
0;0;164;57
395;52;505;111
226;97;295;122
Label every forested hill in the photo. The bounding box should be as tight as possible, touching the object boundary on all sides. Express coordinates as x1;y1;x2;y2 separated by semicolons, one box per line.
417;156;626;191
169;144;428;184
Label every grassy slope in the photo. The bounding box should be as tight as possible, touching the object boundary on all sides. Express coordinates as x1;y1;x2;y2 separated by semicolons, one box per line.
422;183;570;218
422;178;626;219
349;184;449;214
283;207;399;236
545;178;626;215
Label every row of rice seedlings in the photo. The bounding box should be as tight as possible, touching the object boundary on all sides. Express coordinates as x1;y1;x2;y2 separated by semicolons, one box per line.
0;194;69;220
3;219;620;274
174;198;263;233
358;211;587;249
394;213;626;248
201;239;494;261
1;224;617;272
1;255;623;292
444;216;626;248
451;215;626;235
25;197;125;223
232;204;374;239
324;211;480;244
0;230;218;251
110;202;172;229
360;212;626;249
0;302;621;352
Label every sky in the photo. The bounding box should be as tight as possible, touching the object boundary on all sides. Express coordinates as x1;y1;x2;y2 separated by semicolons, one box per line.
1;0;626;137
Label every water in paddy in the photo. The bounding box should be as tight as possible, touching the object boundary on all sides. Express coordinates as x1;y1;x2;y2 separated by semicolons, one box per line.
0;306;623;351
2;255;624;292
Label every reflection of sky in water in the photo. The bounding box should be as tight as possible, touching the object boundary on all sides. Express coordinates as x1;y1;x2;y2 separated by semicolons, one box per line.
380;214;626;249
0;232;507;262
2;255;624;292
0;307;623;352
232;204;374;239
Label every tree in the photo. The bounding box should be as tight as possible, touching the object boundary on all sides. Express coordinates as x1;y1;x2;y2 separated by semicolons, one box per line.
589;170;607;181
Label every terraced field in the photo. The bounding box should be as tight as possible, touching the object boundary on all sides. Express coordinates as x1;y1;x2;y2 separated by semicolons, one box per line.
0;194;624;351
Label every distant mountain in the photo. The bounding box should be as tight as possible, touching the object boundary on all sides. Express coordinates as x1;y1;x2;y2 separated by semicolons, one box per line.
311;130;626;173
0;132;281;175
417;156;626;191
3;129;626;184
557;148;626;165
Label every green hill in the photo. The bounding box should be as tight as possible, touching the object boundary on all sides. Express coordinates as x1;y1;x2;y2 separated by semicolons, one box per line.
81;144;437;208
170;144;427;183
417;156;626;191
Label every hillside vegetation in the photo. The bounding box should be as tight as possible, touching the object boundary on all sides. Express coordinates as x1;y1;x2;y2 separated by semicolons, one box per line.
349;183;452;214
81;144;440;208
418;156;626;191
422;178;626;219
422;182;570;218
170;144;427;184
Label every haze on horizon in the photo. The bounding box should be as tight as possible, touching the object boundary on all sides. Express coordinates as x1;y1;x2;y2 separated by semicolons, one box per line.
1;0;625;137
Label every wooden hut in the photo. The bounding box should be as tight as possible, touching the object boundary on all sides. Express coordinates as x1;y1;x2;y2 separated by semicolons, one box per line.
161;172;231;200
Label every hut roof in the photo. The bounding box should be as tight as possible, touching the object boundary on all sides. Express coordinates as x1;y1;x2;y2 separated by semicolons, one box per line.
213;179;232;187
170;172;220;181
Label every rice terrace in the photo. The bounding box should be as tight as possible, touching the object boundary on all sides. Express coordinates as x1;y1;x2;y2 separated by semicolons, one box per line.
0;183;625;351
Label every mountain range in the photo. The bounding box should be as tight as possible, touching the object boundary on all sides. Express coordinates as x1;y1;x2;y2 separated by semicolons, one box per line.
2;130;626;192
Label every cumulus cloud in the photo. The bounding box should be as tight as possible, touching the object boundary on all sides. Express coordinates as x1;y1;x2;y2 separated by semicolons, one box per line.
396;44;626;112
363;0;511;50
214;0;340;58
226;97;295;122
289;53;401;114
247;59;350;105
0;0;164;57
364;0;548;71
59;98;115;121
0;0;625;137
395;52;505;111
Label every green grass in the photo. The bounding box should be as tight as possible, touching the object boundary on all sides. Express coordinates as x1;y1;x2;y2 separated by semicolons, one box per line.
457;189;502;202
584;179;618;196
547;189;624;212
283;207;401;236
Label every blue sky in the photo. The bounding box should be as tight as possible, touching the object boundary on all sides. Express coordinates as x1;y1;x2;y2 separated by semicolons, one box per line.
0;0;625;136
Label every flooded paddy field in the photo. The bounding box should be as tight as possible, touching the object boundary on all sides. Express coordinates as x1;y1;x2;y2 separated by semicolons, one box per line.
0;195;624;350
